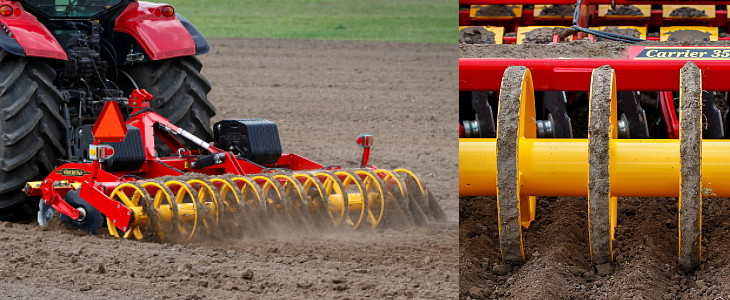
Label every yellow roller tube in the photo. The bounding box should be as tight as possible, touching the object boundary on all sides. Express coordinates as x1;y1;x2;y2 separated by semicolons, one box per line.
459;138;730;198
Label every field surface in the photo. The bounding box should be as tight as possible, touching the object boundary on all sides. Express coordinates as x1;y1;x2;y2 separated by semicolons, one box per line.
0;38;457;299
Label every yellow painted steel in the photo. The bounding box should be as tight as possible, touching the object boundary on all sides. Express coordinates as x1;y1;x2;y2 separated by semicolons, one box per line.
108;183;148;239
231;176;265;212
374;169;407;199
314;172;347;227
187;179;220;235
252;175;284;211
328;194;360;213
210;178;241;213
273;174;307;212
355;170;385;229
459;139;497;196
334;170;366;230
141;181;176;240
164;180;199;242
293;173;328;217
459;139;730;198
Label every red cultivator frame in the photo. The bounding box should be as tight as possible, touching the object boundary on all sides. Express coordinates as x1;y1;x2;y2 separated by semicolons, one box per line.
460;51;730;139
27;90;446;242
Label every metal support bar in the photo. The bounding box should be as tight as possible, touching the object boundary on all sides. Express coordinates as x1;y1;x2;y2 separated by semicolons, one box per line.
460;58;730;91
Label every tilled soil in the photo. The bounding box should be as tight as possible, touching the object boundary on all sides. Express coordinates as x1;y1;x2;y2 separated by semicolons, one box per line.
595;26;641;42
460;42;730;299
476;5;516;17
0;38;457;299
666;30;712;42
522;27;559;44
460;27;496;44
539;5;574;17
670;7;708;17
607;5;642;16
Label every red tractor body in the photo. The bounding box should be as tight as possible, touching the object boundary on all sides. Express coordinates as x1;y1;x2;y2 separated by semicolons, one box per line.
0;0;207;61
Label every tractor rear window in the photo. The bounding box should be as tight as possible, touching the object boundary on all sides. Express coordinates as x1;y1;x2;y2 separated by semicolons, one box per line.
22;0;124;19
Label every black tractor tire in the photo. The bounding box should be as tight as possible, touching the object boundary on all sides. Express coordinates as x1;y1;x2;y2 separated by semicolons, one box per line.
0;51;66;221
121;56;215;153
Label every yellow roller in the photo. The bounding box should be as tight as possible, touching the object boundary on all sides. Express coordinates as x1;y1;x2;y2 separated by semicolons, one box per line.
334;170;367;230
314;172;348;227
187;179;221;234
293;173;328;222
164;180;199;242
141;181;177;241
273;174;310;228
354;170;386;229
252;175;291;225
210;178;242;214
231;176;265;212
101;167;441;243
108;182;148;240
230;175;267;232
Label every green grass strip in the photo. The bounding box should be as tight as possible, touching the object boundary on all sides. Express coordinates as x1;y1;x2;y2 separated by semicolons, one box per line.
171;0;454;44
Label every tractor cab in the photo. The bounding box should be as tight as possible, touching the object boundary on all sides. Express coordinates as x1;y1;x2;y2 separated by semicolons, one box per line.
20;0;129;19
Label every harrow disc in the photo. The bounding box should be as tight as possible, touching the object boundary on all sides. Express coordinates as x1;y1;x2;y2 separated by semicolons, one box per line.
230;176;267;232
354;170;386;229
314;171;348;227
395;168;448;222
293;173;329;227
164;180;200;243
678;62;703;273
273;174;311;229
334;170;367;230
253;175;292;227
374;169;416;228
187;179;222;235
210;178;242;214
495;66;530;265
60;190;105;234
108;183;149;240
141;181;178;241
587;65;617;266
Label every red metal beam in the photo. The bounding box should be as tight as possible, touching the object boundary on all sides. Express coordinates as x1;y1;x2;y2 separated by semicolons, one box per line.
459;58;730;91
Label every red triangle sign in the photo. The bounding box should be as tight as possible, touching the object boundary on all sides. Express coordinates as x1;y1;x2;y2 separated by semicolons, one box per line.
92;101;128;143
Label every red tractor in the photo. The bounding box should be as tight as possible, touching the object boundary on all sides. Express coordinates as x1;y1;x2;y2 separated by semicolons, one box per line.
0;0;213;220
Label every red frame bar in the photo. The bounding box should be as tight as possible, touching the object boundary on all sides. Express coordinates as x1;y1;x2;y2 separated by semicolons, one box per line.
658;91;679;139
460;58;730;91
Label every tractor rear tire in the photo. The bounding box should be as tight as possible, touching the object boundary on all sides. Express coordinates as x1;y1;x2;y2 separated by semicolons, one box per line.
122;56;215;152
0;51;66;221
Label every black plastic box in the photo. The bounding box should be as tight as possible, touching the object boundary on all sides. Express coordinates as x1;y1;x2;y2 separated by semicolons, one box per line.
213;119;282;165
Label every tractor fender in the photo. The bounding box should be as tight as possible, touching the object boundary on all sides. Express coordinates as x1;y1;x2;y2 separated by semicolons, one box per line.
0;2;67;60
114;1;209;61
